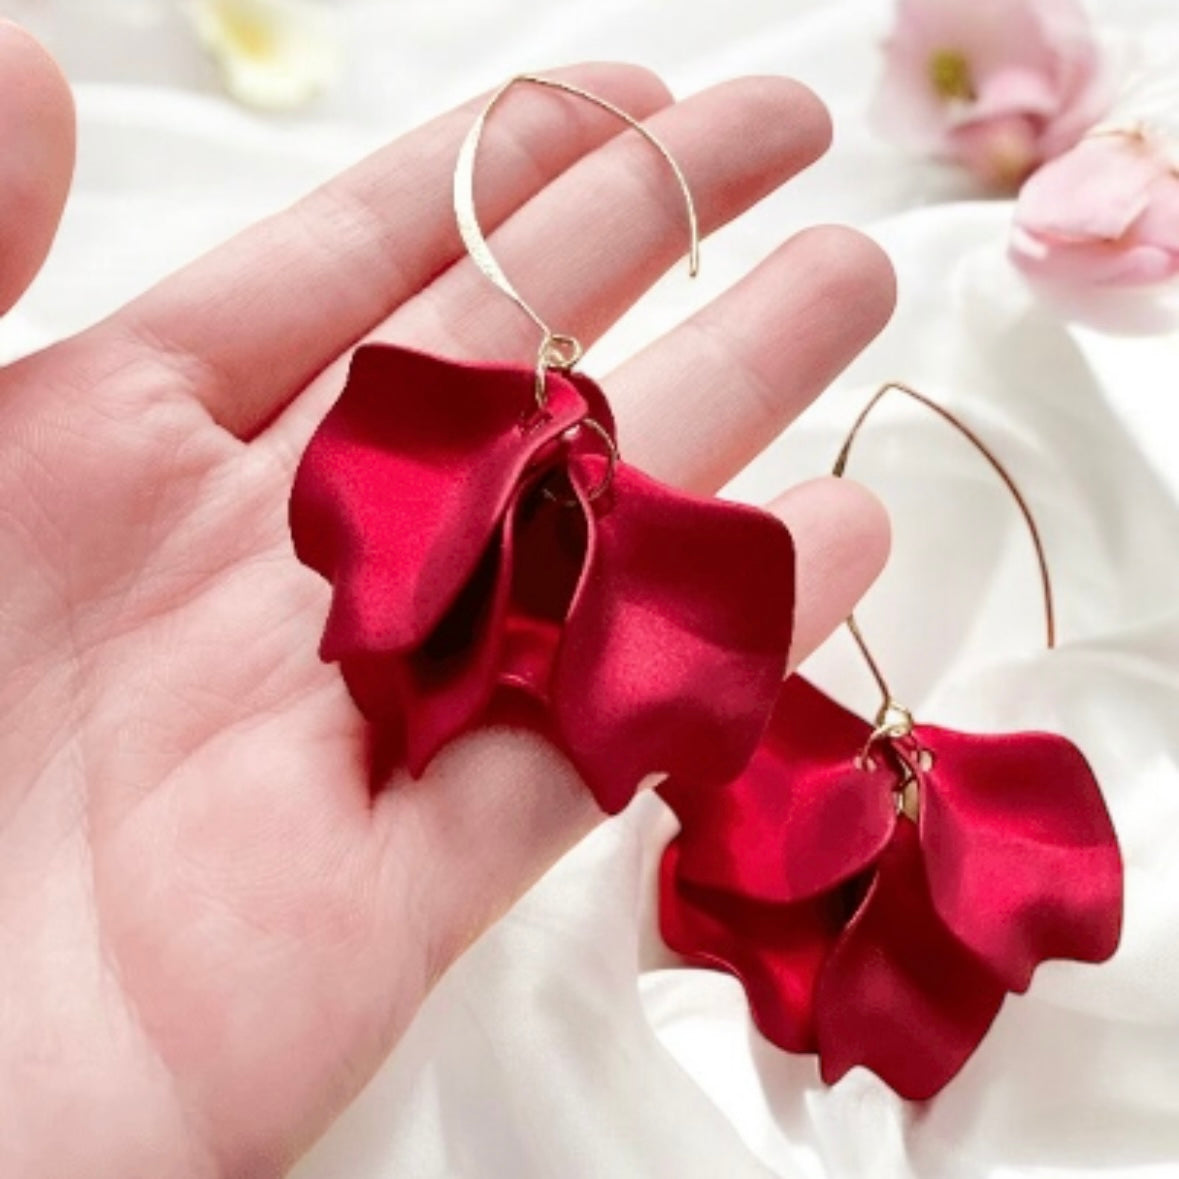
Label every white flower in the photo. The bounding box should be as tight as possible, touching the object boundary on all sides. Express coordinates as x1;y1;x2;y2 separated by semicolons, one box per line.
183;0;342;112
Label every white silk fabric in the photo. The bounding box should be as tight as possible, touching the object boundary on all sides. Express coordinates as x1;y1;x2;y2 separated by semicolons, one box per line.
2;1;1177;1175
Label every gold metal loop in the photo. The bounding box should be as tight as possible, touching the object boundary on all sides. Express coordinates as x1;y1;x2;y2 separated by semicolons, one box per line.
455;72;701;390
542;416;619;507
856;699;913;770
572;417;619;502
532;333;585;410
854;699;933;823
541;333;583;370
872;699;915;741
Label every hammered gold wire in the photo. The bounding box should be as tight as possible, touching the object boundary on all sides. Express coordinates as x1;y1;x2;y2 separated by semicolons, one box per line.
453;71;702;487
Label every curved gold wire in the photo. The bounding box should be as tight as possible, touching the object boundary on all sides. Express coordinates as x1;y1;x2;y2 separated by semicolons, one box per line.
542;417;620;506
454;72;701;410
834;381;1058;713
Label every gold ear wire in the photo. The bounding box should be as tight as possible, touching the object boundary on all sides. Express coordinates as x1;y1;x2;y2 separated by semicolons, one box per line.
454;73;701;410
834;381;1057;725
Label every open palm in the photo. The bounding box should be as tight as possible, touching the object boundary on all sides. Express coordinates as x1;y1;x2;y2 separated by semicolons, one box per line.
0;29;893;1179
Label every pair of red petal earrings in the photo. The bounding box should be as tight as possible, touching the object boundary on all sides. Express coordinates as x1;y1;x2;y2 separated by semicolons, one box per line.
288;75;1123;1101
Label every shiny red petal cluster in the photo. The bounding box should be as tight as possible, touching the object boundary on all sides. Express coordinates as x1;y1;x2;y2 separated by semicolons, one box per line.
659;675;1123;1098
289;344;796;814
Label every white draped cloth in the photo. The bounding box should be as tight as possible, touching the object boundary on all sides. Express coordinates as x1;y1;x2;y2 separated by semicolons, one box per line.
3;1;1178;1175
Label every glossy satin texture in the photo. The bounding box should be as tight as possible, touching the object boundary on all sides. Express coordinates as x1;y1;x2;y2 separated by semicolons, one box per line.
289;343;796;814
659;674;1124;1099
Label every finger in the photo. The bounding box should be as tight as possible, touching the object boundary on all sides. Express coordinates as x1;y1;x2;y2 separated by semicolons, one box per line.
260;75;834;466
105;63;673;436
372;476;889;984
0;21;75;317
774;477;890;663
611;225;897;492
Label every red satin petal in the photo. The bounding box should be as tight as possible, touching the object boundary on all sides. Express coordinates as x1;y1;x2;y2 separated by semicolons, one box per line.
401;530;512;774
815;821;1009;1101
659;840;845;1053
551;460;796;814
334;527;509;776
289;344;592;659
917;725;1124;992
351;474;590;776
662;677;898;904
498;476;589;701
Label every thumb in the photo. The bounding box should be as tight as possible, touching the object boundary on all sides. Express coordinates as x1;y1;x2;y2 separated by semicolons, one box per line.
0;21;75;318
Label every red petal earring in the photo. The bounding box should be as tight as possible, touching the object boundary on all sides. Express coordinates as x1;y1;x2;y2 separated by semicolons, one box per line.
658;382;1124;1100
288;75;796;814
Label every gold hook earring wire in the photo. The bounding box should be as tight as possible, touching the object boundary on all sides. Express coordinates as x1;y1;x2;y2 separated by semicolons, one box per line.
454;73;701;410
834;381;1057;720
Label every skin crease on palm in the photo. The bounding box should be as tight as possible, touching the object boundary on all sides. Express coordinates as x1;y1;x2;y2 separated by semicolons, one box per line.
0;20;896;1179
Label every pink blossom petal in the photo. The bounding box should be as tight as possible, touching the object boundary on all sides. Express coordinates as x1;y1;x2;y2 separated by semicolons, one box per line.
874;43;953;148
1017;138;1167;241
1011;134;1179;292
950;114;1041;187
1010;228;1173;287
979;0;1091;73
1040;45;1114;157
1097;244;1179;287
1130;172;1179;262
959;66;1059;125
897;0;1056;73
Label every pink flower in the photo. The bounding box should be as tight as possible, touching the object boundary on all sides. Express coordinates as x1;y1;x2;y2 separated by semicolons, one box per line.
875;0;1112;189
1011;130;1179;288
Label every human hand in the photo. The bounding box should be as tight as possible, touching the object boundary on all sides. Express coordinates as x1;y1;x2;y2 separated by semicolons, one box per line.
0;26;893;1178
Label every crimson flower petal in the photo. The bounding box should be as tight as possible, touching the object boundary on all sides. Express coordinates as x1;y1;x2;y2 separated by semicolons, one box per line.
815;821;1008;1101
497;476;590;701
399;506;515;773
340;472;593;777
289;344;593;659
917;725;1123;993
330;511;511;776
659;841;845;1053
551;460;796;814
661;677;898;904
